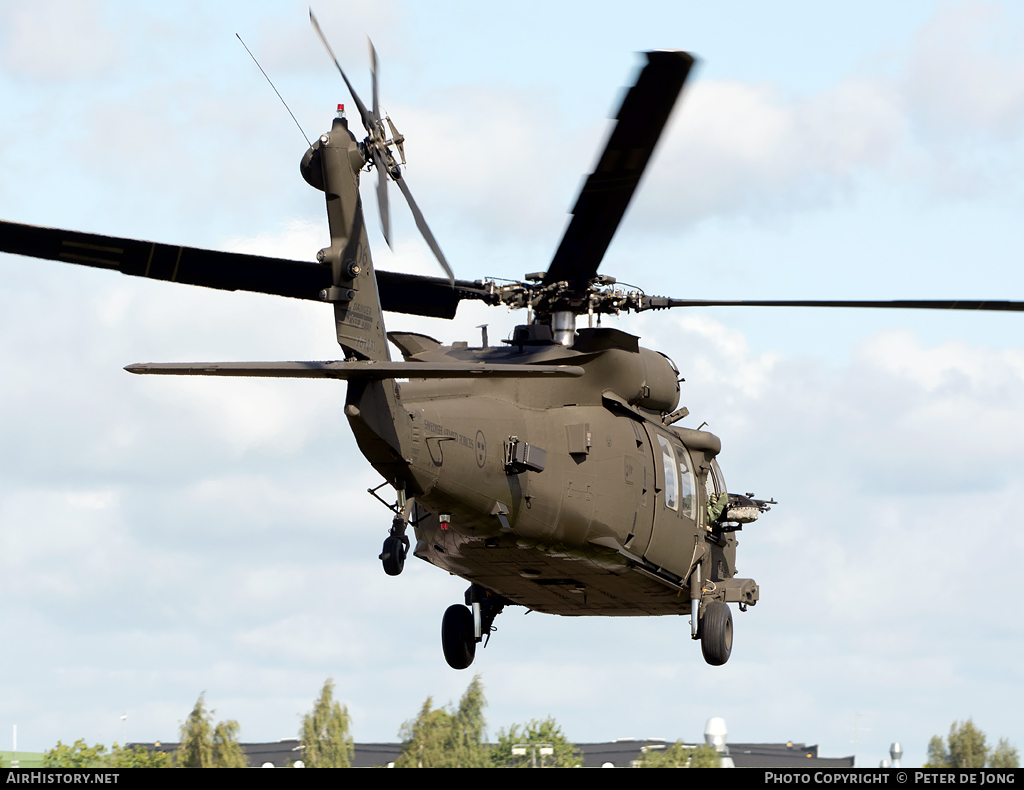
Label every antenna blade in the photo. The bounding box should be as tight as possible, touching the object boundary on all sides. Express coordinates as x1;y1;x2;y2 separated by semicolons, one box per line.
236;34;311;147
309;9;373;133
369;38;381;123
394;174;454;284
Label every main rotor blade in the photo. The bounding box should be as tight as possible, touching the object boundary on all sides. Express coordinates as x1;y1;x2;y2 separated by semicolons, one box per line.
376;270;491;317
0;219;488;317
126;360;585;379
0;219;331;299
639;296;1024;312
544;50;695;291
309;9;373;133
394;174;455;284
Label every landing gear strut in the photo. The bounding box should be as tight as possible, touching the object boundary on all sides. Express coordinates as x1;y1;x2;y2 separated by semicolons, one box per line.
440;584;508;670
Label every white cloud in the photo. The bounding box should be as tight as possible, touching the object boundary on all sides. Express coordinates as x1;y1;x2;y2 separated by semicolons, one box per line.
0;1;119;81
391;87;587;243
631;2;1024;228
650;77;905;221
222;218;325;262
904;1;1024;139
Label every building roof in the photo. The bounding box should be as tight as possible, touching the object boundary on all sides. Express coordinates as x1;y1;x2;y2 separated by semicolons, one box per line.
131;738;855;768
727;742;855;769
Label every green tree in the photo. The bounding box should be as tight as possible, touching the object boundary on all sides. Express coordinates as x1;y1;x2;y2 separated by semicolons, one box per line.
925;720;1019;769
212;721;249;768
299;679;353;768
43;739;107;768
690;744;723;768
447;675;489;768
177;694;214;767
107;743;173;768
395;697;455;768
925;734;949;768
948;719;988;768
395;676;489;768
177;692;247;768
638;741;721;768
492;717;580;768
991;738;1020;769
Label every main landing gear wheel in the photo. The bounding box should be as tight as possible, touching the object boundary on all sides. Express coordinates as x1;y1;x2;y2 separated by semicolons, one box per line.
700;601;733;666
441;604;476;670
379;534;407;576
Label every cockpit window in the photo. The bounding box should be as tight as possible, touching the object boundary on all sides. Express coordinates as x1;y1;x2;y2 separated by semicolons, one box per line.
708;458;727;497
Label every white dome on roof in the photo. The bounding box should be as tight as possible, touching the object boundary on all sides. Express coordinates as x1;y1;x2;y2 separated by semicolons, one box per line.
704;717;728;750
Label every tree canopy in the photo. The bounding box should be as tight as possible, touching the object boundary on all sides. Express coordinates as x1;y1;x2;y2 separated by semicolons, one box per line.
44;740;172;768
212;720;249;768
42;739;107;768
492;716;581;768
637;741;721;768
299;678;354;768
395;675;489;768
107;744;172;768
925;719;1019;769
177;693;248;768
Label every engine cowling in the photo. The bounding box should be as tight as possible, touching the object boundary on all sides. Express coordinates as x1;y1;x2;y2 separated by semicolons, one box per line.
636;347;680;413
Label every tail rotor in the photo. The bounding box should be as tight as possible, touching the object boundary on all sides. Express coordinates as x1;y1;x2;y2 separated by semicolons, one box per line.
310;10;453;283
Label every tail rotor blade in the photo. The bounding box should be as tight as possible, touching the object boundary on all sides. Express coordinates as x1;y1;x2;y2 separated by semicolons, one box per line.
309;9;373;133
395;174;454;284
369;38;381;123
372;146;392;247
366;37;390;244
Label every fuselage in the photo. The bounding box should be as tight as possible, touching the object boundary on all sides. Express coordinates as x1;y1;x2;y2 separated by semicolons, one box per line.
357;326;751;617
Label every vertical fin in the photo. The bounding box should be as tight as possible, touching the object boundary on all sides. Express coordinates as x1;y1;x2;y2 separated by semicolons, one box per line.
318;116;390;361
315;115;411;487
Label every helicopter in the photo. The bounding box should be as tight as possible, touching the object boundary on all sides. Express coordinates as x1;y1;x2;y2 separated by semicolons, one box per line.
3;16;1023;673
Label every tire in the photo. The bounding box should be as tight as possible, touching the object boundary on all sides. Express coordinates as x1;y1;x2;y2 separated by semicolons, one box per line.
380;535;406;576
441;604;476;670
700;601;733;666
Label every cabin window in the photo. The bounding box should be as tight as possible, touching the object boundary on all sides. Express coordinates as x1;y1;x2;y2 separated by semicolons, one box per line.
675;445;696;520
657;435;678;511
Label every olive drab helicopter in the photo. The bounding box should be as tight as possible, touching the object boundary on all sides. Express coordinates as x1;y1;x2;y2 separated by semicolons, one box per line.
3;15;1024;671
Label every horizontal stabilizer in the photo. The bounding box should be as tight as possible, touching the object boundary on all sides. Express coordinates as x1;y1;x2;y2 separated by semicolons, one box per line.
124;361;585;379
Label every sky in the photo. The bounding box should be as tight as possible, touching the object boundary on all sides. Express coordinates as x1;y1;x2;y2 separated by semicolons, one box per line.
1;0;1023;768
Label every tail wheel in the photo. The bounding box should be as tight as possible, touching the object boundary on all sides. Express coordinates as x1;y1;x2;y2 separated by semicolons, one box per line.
441;604;476;670
700;601;733;666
